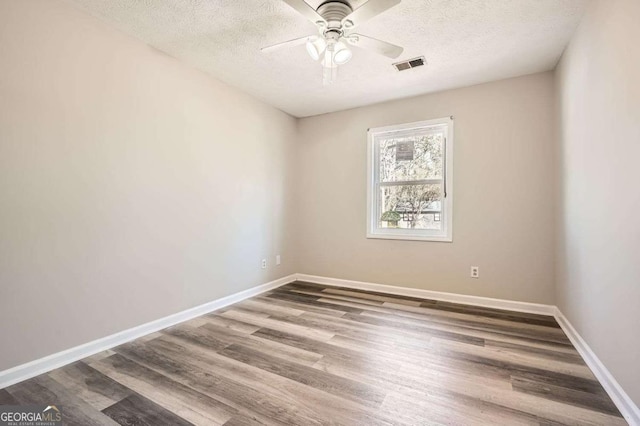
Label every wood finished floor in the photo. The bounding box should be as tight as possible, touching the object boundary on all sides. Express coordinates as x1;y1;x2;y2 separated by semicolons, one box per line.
0;281;626;425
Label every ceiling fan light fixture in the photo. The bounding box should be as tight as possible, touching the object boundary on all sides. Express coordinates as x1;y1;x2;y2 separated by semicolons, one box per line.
333;41;352;65
305;37;326;61
262;0;405;84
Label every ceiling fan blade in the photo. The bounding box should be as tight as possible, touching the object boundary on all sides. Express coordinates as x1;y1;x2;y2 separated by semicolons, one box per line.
282;0;327;25
347;33;403;59
342;0;401;29
261;35;313;53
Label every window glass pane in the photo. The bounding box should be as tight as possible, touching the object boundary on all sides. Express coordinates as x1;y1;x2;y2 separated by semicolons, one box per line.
379;184;443;230
378;130;444;182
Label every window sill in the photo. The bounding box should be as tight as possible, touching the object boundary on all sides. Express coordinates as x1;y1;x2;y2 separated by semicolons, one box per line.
366;232;452;242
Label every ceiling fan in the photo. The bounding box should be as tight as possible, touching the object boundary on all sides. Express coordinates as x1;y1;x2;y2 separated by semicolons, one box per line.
262;0;404;85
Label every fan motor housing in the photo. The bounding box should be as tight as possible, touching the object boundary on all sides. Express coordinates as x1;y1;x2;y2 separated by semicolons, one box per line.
317;1;353;28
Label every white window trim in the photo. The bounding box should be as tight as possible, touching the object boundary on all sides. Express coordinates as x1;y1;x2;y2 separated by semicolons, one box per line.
366;116;454;242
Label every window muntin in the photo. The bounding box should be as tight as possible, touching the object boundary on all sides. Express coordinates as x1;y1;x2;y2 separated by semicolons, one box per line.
367;117;453;242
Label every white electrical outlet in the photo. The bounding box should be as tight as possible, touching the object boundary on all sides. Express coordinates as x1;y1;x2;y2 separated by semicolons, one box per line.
261;259;267;269
470;266;479;278
276;255;281;266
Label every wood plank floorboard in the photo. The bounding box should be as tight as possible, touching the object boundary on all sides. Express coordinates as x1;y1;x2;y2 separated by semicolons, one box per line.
0;281;626;425
102;394;195;426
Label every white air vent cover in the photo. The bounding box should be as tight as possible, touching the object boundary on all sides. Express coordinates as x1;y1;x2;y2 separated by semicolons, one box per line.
393;56;426;71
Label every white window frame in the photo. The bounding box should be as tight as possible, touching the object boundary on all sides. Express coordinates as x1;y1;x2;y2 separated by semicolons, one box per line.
367;117;454;242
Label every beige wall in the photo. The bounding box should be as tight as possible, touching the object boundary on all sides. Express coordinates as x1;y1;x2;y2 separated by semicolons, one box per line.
556;0;640;406
0;0;297;371
295;72;557;304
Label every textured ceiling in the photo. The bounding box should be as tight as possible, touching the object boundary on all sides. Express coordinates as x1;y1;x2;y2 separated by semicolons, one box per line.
69;0;589;117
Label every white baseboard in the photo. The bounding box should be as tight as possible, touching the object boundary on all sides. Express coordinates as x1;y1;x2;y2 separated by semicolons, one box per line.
0;274;297;390
554;308;640;426
3;272;637;425
295;273;556;316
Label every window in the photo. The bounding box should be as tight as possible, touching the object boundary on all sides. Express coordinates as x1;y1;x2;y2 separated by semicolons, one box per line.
367;117;453;242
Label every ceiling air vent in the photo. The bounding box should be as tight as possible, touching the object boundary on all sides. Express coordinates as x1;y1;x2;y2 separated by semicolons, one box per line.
393;56;426;71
